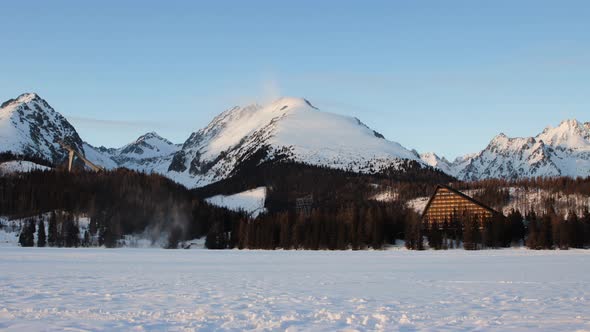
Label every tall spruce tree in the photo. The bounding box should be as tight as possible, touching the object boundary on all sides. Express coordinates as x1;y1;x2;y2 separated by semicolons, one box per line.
404;213;423;250
37;218;46;247
583;209;590;248
507;209;525;246
463;215;480;250
18;220;35;247
64;218;80;248
83;230;91;247
48;211;58;247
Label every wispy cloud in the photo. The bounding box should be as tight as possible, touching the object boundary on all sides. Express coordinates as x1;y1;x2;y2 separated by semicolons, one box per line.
65;115;166;129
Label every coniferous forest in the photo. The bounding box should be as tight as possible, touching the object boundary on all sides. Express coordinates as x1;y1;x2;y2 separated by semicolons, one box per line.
1;168;246;248
1;162;590;250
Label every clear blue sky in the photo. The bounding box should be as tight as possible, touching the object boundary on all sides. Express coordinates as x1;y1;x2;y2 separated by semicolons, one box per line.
1;0;589;159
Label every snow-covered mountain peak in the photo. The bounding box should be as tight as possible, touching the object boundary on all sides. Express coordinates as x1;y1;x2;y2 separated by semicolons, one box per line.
445;118;590;180
15;92;40;103
420;152;455;176
558;118;583;129
264;96;319;112
166;96;424;187
132;131;171;145
82;131;180;173
181;97;319;159
487;133;531;153
117;131;178;159
0;93;83;164
489;133;509;145
420;152;445;165
541;118;585;135
1;92;40;110
536;118;590;150
483;118;590;155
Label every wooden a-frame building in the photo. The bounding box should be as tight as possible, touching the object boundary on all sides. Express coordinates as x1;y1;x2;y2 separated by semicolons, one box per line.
422;185;502;225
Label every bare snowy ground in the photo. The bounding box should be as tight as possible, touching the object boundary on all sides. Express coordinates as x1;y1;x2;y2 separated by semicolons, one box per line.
0;160;50;175
1;249;589;331
205;187;267;218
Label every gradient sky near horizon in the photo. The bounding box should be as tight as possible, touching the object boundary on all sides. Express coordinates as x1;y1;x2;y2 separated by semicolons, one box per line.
1;0;589;159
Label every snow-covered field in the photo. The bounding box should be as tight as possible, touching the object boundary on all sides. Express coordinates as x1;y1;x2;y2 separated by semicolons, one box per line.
205;187;267;217
1;249;589;331
0;160;50;175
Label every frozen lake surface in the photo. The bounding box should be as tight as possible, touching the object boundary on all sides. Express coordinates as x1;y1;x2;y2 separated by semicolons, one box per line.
0;248;589;331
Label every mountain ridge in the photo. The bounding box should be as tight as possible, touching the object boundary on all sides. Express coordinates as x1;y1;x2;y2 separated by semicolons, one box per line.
1;92;588;185
0;93;430;188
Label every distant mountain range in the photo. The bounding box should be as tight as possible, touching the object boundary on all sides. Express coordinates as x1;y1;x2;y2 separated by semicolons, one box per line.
420;119;590;180
1;92;588;187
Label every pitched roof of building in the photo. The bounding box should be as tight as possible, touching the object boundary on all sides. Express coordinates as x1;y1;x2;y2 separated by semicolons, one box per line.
421;184;502;219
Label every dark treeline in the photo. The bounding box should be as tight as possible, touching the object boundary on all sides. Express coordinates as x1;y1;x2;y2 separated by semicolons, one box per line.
1;169;247;248
197;160;453;213
525;209;590;249
408;211;524;250
4;158;590;250
196;159;455;198
18;212;81;247
214;202;413;250
199;160;448;249
405;208;590;250
4;160;447;249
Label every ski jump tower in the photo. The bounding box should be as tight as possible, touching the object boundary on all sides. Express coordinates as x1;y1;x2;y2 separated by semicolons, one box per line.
57;140;104;172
